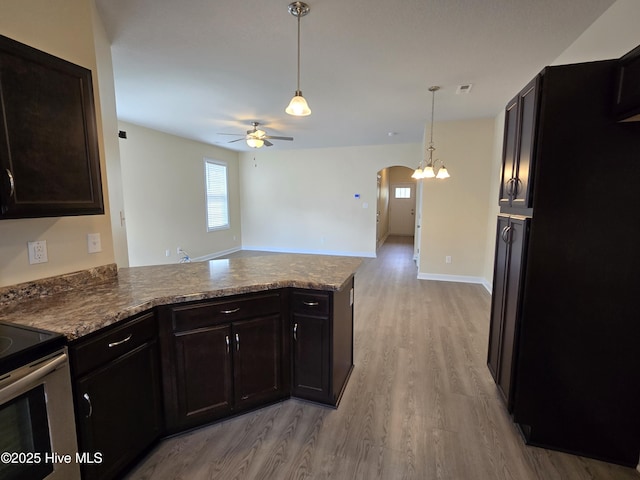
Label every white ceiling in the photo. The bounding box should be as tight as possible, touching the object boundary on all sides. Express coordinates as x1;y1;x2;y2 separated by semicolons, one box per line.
95;0;616;151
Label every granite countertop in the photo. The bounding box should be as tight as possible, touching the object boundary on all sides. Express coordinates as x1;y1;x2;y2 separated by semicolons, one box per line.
0;254;362;341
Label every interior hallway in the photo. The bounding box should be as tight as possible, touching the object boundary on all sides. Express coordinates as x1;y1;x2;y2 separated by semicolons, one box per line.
126;236;639;479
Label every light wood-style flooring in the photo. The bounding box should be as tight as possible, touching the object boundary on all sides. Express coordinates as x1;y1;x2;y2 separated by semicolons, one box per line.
125;236;639;480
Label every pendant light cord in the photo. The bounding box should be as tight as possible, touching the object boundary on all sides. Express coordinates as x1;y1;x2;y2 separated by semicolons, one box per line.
296;14;301;93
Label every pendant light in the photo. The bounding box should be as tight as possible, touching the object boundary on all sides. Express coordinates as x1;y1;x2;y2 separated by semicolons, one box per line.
412;86;450;180
285;2;311;116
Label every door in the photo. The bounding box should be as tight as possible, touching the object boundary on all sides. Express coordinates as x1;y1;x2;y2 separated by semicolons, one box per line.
389;183;415;235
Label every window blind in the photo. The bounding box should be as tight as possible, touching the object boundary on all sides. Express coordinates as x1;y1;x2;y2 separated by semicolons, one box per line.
205;159;229;231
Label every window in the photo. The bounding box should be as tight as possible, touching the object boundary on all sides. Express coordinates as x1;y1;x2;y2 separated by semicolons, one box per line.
394;187;411;199
204;159;229;231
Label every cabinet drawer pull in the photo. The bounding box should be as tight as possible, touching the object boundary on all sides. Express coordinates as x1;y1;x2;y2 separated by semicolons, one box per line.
293;323;298;341
108;333;132;348
302;301;319;307
225;335;230;354
83;393;93;418
220;307;240;314
235;333;240;351
5;169;15;198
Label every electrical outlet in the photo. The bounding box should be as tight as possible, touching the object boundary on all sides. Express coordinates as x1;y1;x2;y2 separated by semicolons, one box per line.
28;240;48;264
445;256;452;264
87;233;102;253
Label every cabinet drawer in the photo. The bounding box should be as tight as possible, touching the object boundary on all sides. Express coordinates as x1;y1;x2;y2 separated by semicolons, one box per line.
171;293;280;333
70;311;156;377
292;291;330;315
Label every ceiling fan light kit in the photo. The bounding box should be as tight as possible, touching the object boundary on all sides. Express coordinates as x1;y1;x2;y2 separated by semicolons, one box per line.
286;2;311;116
412;86;451;180
219;122;294;149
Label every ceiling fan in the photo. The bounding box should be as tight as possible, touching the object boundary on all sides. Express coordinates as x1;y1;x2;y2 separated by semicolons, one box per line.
219;122;294;148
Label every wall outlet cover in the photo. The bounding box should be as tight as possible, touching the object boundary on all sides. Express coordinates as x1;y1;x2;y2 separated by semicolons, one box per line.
28;240;48;264
87;233;102;253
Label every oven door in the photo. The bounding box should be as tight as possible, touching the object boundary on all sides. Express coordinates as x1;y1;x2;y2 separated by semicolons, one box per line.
0;349;80;480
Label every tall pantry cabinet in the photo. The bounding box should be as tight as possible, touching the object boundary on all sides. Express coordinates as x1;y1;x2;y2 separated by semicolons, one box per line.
487;59;640;467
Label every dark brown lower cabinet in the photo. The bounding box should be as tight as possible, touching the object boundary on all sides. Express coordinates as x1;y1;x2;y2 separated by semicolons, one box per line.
292;313;330;401
70;312;162;480
233;315;282;409
291;279;354;406
173;323;233;424
159;292;288;433
487;215;529;411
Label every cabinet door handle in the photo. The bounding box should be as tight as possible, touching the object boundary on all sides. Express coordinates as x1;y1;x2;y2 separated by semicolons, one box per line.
293;323;298;341
514;177;522;197
5;169;14;198
235;333;240;351
108;333;132;348
225;335;230;354
501;225;512;244
83;393;93;418
506;177;516;197
220;307;240;314
302;301;319;307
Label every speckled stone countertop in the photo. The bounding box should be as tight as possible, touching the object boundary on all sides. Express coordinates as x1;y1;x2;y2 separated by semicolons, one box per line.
0;254;362;341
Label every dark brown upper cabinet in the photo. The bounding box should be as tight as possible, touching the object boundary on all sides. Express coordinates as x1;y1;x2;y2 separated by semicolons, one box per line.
0;34;104;219
499;76;540;210
614;44;640;122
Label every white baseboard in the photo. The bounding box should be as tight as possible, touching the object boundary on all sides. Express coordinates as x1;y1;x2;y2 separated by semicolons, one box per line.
191;246;242;262
240;245;375;258
417;272;488;287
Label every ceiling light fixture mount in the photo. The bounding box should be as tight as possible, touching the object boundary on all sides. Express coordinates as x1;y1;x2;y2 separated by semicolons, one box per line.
285;1;312;117
412;86;450;180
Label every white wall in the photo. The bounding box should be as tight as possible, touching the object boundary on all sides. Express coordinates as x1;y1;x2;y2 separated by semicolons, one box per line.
118;122;242;266
0;0;116;287
239;144;422;257
418;118;496;283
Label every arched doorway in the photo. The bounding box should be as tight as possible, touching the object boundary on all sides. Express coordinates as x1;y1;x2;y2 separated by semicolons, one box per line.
376;166;420;262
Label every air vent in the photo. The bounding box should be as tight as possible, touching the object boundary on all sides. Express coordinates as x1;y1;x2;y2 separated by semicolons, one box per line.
456;84;473;95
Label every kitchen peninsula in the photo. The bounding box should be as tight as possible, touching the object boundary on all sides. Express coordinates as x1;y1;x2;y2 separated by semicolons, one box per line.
1;253;360;480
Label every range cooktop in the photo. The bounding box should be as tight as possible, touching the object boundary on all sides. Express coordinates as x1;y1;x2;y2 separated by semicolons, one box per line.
0;322;65;376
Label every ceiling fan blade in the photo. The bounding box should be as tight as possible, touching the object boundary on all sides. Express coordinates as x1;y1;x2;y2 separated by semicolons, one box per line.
228;138;246;143
264;135;294;141
218;133;244;136
264;140;273;147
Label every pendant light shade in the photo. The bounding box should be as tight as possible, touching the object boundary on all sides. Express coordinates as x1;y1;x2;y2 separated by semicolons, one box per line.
286;91;311;116
286;2;311;116
412;86;450;180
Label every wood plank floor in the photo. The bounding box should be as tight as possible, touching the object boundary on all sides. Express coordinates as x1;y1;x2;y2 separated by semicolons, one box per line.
125;236;639;480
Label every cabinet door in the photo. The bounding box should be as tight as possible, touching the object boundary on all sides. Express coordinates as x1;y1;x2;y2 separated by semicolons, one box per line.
512;77;539;208
499;97;519;207
232;315;282;409
292;313;330;402
487;216;510;380
496;217;529;410
0;35;103;219
499;76;539;209
173;324;233;426
75;341;162;480
614;44;640;121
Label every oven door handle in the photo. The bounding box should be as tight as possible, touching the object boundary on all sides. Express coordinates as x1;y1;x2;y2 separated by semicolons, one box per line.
0;353;67;404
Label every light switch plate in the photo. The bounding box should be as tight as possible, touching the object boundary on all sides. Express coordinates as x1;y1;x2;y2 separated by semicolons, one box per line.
28;240;48;264
87;233;102;253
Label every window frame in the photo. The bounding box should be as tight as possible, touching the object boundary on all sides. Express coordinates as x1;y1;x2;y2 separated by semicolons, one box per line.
394;186;412;199
204;158;230;232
